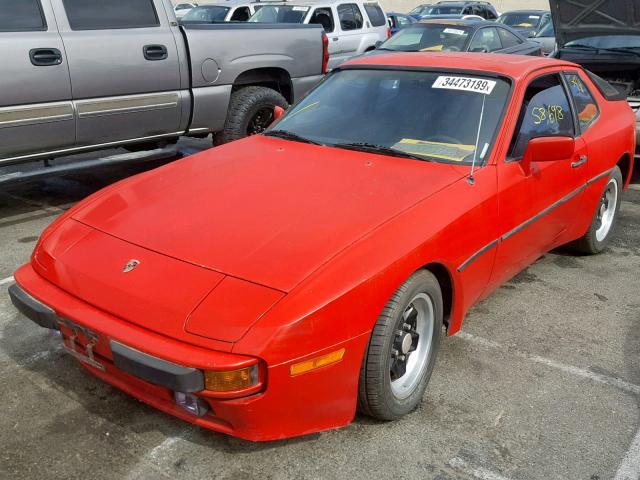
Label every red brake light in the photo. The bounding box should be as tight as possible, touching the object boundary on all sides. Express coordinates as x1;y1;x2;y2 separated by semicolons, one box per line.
387;26;391;39
321;32;329;74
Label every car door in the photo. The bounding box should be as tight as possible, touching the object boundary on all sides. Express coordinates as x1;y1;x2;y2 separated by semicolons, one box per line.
52;0;184;146
0;0;75;163
489;71;588;286
467;27;502;53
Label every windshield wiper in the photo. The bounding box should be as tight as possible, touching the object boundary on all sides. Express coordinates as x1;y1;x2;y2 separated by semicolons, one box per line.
264;129;324;146
333;142;430;162
564;44;640;57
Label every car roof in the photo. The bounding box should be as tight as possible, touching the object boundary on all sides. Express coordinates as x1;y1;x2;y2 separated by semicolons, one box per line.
418;18;487;26
500;9;549;14
341;52;579;81
245;0;381;5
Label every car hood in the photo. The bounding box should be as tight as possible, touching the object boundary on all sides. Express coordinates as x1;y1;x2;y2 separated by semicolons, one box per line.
550;0;640;47
72;135;465;292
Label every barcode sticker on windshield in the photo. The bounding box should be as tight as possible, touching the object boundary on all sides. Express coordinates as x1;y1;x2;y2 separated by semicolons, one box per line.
443;28;466;35
432;76;497;95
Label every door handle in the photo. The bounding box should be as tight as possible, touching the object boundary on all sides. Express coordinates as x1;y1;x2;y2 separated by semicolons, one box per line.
29;48;62;66
332;37;339;41
571;155;588;168
143;44;168;61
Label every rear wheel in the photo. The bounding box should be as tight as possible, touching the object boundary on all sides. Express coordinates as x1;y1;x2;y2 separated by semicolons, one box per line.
570;165;623;254
217;86;288;145
358;270;442;420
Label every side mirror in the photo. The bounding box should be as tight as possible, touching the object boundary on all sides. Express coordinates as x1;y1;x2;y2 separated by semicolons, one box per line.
522;136;575;172
527;31;536;38
272;105;285;125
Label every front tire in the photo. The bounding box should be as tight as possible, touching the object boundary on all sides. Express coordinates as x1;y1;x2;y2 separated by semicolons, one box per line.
570;165;623;254
358;270;442;420
217;86;288;145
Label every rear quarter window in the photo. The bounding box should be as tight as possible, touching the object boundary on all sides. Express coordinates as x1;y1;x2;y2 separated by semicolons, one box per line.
364;3;386;27
565;73;600;132
62;0;160;30
0;0;46;31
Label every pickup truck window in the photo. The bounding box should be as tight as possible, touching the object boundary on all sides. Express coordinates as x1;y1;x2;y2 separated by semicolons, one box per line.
0;0;46;32
62;0;160;30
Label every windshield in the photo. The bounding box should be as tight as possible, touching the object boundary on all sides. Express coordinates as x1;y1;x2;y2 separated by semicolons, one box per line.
498;12;542;28
268;69;510;165
182;6;229;22
566;35;640;51
249;5;309;23
536;22;554;38
409;5;431;16
426;6;463;15
379;24;470;52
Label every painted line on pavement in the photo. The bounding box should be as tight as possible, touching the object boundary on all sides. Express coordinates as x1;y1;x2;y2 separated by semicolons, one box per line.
449;457;516;480
614;427;640;480
457;331;640;396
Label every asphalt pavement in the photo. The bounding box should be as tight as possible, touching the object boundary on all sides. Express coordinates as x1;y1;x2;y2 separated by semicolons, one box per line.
0;143;638;480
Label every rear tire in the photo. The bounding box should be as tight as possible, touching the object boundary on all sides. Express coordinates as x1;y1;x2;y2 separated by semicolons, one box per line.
358;270;442;420
570;165;623;254
217;86;288;145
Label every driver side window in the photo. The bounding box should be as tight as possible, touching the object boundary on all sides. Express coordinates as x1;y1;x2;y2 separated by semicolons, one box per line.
508;74;575;160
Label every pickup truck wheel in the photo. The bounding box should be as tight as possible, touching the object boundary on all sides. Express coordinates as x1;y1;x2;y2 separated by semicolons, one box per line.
570;165;623;254
219;86;288;144
358;270;442;421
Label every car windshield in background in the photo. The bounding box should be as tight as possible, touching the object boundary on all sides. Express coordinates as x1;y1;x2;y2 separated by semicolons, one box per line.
380;24;470;52
425;6;463;15
409;6;430;16
498;13;541;28
267;69;510;165
182;6;230;22
565;35;640;53
249;5;309;23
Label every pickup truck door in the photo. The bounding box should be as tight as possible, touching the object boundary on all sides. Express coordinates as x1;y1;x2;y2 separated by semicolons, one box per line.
0;0;75;164
51;0;186;146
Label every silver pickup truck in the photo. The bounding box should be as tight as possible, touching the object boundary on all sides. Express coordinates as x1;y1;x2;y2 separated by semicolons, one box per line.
0;0;327;166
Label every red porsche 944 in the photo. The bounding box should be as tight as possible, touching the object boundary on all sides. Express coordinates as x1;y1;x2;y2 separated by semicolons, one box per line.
10;53;635;441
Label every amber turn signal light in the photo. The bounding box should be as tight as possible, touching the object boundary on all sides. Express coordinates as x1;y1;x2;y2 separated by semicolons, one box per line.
204;365;258;392
289;348;346;376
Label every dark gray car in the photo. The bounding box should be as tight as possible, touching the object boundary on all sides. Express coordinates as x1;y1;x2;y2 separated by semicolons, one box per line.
374;19;542;56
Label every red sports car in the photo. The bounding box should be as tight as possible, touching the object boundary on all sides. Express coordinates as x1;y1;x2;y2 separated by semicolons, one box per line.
10;53;635;441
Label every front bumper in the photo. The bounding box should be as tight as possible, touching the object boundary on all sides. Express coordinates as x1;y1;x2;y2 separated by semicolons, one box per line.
11;263;366;441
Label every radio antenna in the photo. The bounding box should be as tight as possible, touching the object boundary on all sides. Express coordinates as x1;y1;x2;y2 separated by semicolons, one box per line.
468;94;486;186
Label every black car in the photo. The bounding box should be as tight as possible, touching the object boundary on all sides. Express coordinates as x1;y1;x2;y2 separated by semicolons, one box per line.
419;1;499;20
374;19;542;56
497;10;551;38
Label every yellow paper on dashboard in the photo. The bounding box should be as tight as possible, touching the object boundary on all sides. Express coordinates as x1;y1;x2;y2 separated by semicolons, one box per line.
392;139;475;162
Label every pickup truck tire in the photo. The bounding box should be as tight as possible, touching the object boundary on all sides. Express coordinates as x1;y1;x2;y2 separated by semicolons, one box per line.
219;86;288;144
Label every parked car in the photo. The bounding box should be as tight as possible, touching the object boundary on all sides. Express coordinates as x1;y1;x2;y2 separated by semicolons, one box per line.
418;1;498;20
550;0;640;157
408;3;433;20
497;9;550;38
0;0;328;166
174;2;197;19
533;21;555;56
374;19;541;56
387;12;416;35
249;0;389;69
11;52;635;441
179;1;261;23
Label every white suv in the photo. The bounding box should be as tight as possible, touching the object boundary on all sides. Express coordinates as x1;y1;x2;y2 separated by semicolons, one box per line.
249;0;390;69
